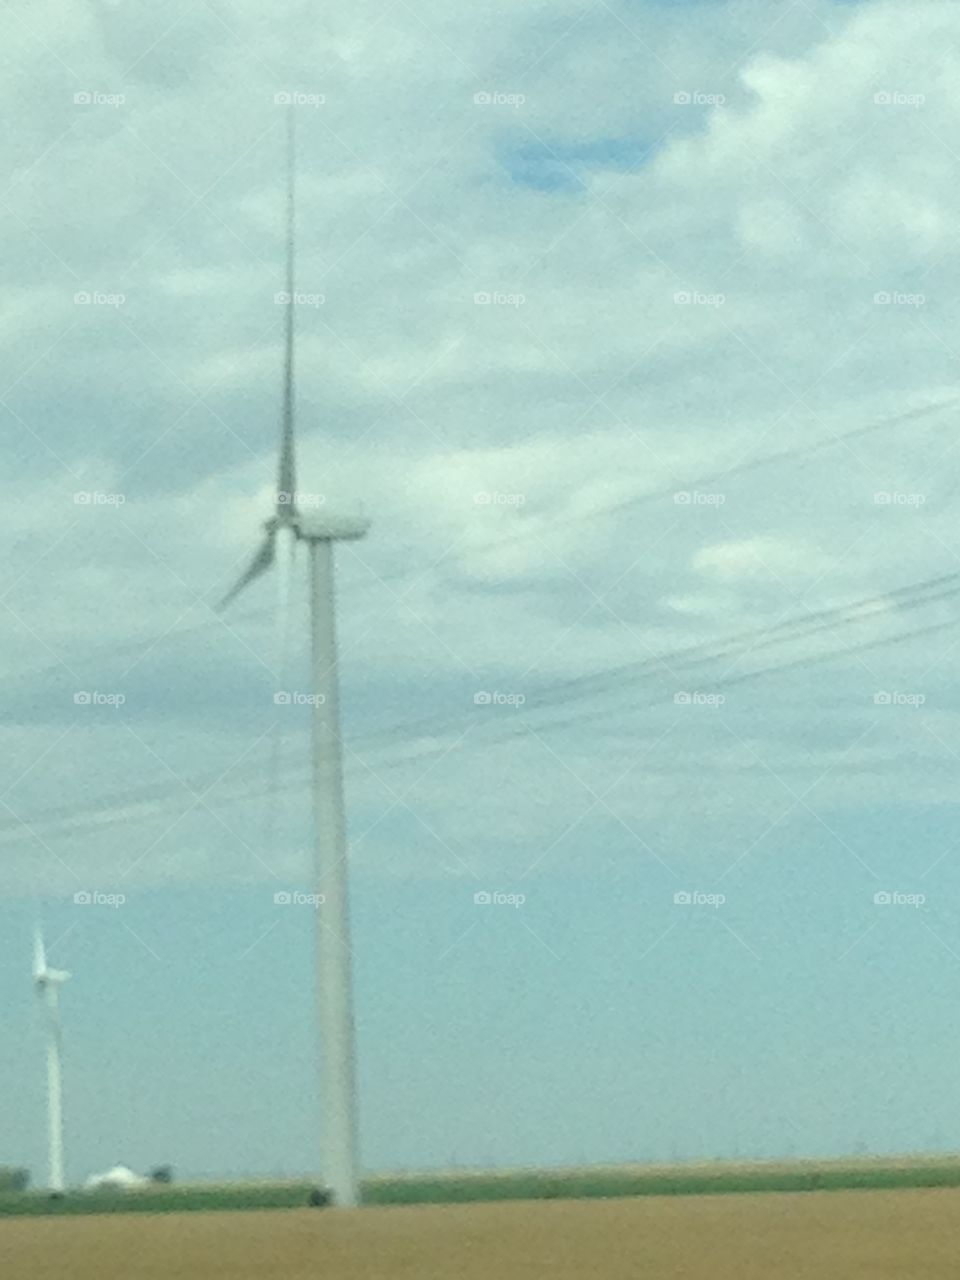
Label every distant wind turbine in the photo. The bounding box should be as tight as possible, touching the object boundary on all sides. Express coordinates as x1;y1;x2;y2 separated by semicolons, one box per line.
217;108;368;1209
33;925;69;1194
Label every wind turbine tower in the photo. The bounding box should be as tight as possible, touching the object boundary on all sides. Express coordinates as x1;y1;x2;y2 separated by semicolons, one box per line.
33;926;70;1194
218;110;367;1208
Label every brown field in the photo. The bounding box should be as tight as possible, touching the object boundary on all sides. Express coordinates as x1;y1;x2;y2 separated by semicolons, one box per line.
4;1188;958;1280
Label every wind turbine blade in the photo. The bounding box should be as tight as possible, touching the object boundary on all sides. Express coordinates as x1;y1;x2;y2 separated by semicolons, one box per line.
277;107;297;519
217;529;277;611
33;925;47;981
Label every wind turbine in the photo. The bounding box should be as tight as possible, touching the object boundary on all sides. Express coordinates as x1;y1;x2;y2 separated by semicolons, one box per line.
33;925;70;1194
217;109;368;1209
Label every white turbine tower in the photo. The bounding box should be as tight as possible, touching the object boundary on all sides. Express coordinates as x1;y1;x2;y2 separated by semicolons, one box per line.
33;926;70;1194
218;109;367;1209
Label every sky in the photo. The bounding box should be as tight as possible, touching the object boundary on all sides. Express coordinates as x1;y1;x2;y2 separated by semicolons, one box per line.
4;0;960;1185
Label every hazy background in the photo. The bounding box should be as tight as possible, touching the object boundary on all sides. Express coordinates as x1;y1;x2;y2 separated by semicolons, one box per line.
4;0;960;1181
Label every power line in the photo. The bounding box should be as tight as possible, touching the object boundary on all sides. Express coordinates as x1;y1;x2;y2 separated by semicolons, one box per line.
312;568;960;755
7;395;956;696
22;604;959;849
359;395;960;591
5;568;958;847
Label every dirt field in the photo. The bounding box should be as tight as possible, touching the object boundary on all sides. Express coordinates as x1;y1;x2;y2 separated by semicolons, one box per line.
3;1188;956;1279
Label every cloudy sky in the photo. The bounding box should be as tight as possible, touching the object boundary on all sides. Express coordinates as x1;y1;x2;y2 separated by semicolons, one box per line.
4;0;960;1184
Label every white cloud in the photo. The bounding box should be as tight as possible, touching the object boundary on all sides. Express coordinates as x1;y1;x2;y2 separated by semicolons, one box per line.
4;0;960;895
693;536;831;582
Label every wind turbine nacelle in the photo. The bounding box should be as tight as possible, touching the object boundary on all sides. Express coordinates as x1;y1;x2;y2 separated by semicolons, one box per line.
36;968;70;988
296;513;371;542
